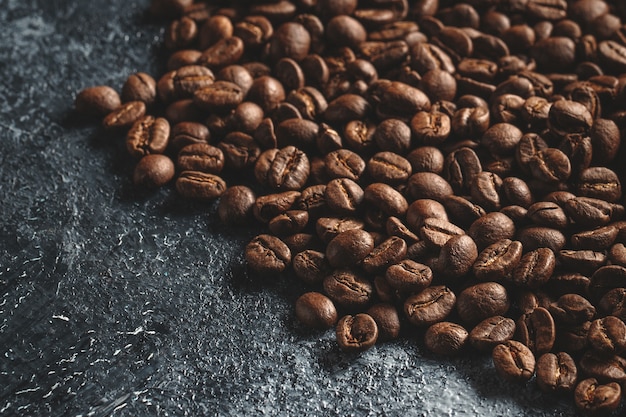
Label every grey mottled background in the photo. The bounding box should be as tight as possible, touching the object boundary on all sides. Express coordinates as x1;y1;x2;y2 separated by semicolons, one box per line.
0;1;593;416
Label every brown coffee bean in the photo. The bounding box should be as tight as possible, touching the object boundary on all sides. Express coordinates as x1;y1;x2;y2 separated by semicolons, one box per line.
316;217;364;244
323;269;373;310
404;285;456;327
324;178;364;215
526;202;568;229
254;146;310;191
371;80;431;120
559;250;606;275
469;316;516;352
335;313;378;352
420;217;465;249
385;260;433;293
199;36;245;69
442;195;486;228
576;167;622;203
170;121;210;151
571;225;619;251
609;243;626;267
268;22;310;63
324;94;371;124
121;72;157;106
529;148;572;183
424;322;468;356
468;212;516;251
125;116;170;159
367;303;401;342
197;15;233;50
443;147;482;195
407;146;444;174
536;352;577;393
517;226;566;252
457;282;510;324
133;154;175;189
157;65;215;103
233;15;273;49
326;229;374;268
324;149;366;181
549;294;597;325
579;351;626;385
363;183;409;218
253;191;300;223
175;171;226;200
366;152;412;185
177;143;224;174
435;234;478;280
362;236;407;275
516;307;556;355
408;172;454;202
293;250;330;285
269;210;309;236
193;81;244;113
588;316;626;356
574;378;622;416
473;239;523;282
102;101;146;130
295;292;338;329
511;248;556;288
245;234;291;274
410;110;451;146
564;197;614;228
470;171;503;212
598;40;626;74
590;119;621;165
516;133;548;175
165;17;197;50
599;288;626;321
217;185;256;226
75;85;121;118
590;265;626;302
492;340;535;383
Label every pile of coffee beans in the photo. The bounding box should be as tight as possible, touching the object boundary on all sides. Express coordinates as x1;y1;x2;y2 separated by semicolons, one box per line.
75;0;626;414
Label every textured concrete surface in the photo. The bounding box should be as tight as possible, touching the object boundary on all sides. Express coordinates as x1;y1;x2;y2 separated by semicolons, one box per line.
0;1;595;416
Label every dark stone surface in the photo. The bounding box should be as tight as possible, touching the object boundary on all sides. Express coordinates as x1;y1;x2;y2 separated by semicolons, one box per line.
0;1;597;416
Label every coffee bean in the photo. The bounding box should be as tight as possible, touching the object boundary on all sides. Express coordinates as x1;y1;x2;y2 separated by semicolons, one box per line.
571;225;619;251
324;149;366;181
366;152;412;185
574;378;622;416
315;217;364;244
199;36;245;69
528;148;572;183
362;236;408;274
157;65;215;103
75;85;121;118
102;101;146;130
564;197;614;228
385;260;433;293
526;202;568;229
549;294;597;325
420;217;465;248
170;121;210;151
516;307;556;355
363;183;409;219
133;154;175;189
323;269;373;310
367;303;401;342
559;250;606;275
443;147;482;195
576;167;622;203
473;239;523;282
457;282;510;324
588;316;626;356
193;81;245;113
410;110;452;146
579;350;626;384
590;119;621;165
468;212;516;251
253;191;300;223
511;248;556;288
126;116;170;159
326;229;374;268
435;234;478;280
408;172;454;202
121;72;157;106
424;322;468;356
517;226;566;252
492;340;535;383
469;316;516;352
404;285;456;327
590;265;626;301
335;313;378;352
177;143;224;174
442;195;485;228
407;146;444;174
245;234;291;274
217;185;256;226
598;40;626;74
295;292;338;329
254;146;310;191
293;250;330;285
536;352;577;393
269;210;309;236
599;288;626;321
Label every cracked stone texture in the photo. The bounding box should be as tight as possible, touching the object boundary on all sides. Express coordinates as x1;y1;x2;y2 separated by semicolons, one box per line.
0;1;606;416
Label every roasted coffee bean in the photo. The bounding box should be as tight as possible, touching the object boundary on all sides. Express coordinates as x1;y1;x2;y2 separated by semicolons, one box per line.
408;172;454;202
316;217;364;244
75;85;121;118
324;149;366;181
126;116;170;158
559;250;606;275
269;210;309;236
516;133;548;175
133;154;175;189
564;197;614;228
571;225;619;251
326;229;374;268
253;191;300;223
323;178;363;215
293;250;330;285
175;171;226;200
548;99;593;136
165;17;197;50
536;352;577;393
517;226;566;252
576;167;622;203
371;80;431;120
193;81;245;113
435;234;478;280
170;121;210;150
406;199;448;231
470;171;502;212
233;15;273;49
590;119;621;165
420;217;465;248
588;316;626;356
528;148;572;183
558;134;592;175
217;185;256;226
516;307;556;355
157;65;215;103
574;378;622;416
598;40;626;74
121;72;157;106
556;321;592;353
473;239;523;282
286;86;328;121
579;351;626;384
511;248;556;289
599;288;626;321
500;177;533;209
363;183;408;218
275;118;319;149
443;147;482;195
407;146;444;174
590;265;626;301
442;195;485;228
254;146;309;191
245;234;291;274
549;294;597;325
410;110;451;146
373;119;412;155
323;269;373;310
526;202;568;229
450;106;490;139
295;292;338;329
177;143;224;174
218;131;261;170
492;340;535;383
424;322;468;356
366;152;412;185
404;285;456;327
199;36;244;69
102;101;146;130
335;313;378;352
367;303;401;342
385;260;433;293
362;236;407;275
609;243;626;267
469;316;516;352
468;212;516;251
457;282;510;324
